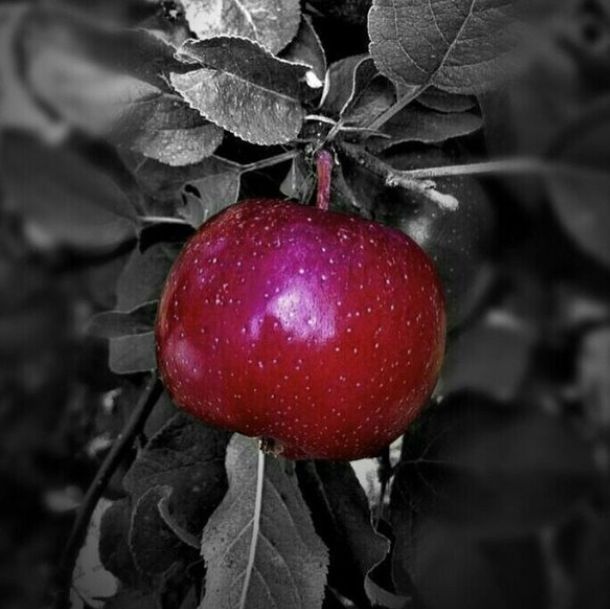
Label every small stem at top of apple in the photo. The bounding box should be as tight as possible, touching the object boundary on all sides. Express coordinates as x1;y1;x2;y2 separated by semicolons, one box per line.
316;149;334;211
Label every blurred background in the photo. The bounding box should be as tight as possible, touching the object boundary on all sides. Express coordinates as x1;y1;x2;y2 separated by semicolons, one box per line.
2;1;610;609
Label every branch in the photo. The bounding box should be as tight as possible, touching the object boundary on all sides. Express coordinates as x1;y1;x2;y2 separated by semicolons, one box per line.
52;376;163;609
339;142;460;211
402;157;548;179
241;150;299;174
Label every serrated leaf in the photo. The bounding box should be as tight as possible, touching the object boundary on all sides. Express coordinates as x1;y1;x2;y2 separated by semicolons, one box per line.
200;434;328;609
368;0;519;95
23;8;222;164
116;243;181;311
124;412;230;538
281;16;327;86
180;0;300;54
171;37;307;145
370;106;482;150
417;87;477;113
89;302;157;339
117;96;224;166
109;332;156;375
129;485;197;576
297;461;388;606
0;132;137;251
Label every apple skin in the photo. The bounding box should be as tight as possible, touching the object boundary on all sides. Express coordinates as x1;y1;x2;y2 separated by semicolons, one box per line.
156;199;446;460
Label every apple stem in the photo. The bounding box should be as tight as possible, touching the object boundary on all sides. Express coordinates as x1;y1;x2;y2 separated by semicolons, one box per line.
316;149;334;211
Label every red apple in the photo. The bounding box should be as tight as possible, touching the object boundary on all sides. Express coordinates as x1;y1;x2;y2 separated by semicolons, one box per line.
156;199;446;460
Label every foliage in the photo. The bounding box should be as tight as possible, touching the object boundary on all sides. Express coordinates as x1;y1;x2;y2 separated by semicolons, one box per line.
1;0;610;608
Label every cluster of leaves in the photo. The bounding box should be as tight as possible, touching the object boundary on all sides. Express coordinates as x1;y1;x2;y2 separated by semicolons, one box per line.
1;0;610;608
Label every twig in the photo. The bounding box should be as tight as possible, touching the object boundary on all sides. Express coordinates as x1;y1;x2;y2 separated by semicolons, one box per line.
241;150;299;174
139;215;191;225
402;157;548;179
339;142;459;211
52;376;163;609
239;448;266;609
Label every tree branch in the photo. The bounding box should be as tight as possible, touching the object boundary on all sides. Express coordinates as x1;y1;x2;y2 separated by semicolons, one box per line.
339;142;460;210
52;376;163;609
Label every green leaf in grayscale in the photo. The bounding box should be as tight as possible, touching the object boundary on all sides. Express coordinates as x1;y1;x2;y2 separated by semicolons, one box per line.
88;302;158;339
181;165;241;227
23;9;221;165
115;95;224;167
368;0;519;95
171;37;307;145
321;55;378;119
280;154;315;202
417;87;477;113
281;16;327;87
547;167;610;269
200;434;328;609
116;243;181;311
124;413;229;538
129;485;197;575
0;132;137;251
370;107;483;150
179;0;301;54
0;4;65;139
109;332;157;375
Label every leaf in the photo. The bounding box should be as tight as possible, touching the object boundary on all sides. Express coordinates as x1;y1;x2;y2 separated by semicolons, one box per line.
200;434;328;609
180;164;241;227
124;412;230;538
545;101;610;268
0;132;137;251
109;332;157;375
417;87;477;113
129;485;198;576
368;0;519;94
116;242;182;311
179;0;301;54
23;8;223;165
171;37;307;145
547;168;610;269
321;55;377;118
370;106;482;150
116;96;224;167
440;313;536;401
89;302;158;339
297;461;388;607
281;16;327;87
280;154;315;202
391;392;596;538
0;3;65;139
100;499;142;587
124;153;242;206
